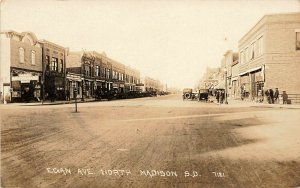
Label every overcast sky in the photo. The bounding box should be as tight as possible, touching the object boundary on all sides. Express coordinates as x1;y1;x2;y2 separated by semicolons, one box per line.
1;0;299;89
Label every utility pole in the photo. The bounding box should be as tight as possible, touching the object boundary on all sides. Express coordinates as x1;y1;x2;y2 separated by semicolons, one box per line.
74;86;78;112
224;69;228;104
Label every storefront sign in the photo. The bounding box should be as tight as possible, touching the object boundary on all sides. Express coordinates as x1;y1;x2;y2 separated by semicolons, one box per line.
12;74;39;83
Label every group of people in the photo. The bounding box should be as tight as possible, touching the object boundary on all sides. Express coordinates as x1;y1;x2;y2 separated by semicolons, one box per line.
215;90;226;104
264;88;279;104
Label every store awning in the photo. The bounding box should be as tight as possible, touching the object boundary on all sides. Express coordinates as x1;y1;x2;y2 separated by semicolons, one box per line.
238;66;262;76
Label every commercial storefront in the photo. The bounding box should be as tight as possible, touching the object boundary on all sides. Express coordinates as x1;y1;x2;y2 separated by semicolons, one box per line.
239;73;250;100
11;70;42;102
239;65;265;101
66;73;82;100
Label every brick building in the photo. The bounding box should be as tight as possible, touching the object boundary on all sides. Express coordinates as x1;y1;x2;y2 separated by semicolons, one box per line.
223;50;239;99
0;31;42;103
110;57;125;93
231;60;240;99
66;51;96;100
238;13;300;103
125;66;140;92
39;40;67;101
142;76;161;92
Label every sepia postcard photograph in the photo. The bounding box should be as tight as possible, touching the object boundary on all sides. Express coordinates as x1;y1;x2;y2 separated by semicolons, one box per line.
0;0;300;187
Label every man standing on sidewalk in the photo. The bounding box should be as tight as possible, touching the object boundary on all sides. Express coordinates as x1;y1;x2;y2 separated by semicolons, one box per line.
274;88;279;104
269;88;274;104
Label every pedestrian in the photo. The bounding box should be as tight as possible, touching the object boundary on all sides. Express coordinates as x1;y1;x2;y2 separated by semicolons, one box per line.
274;88;279;104
216;90;220;103
269;88;274;104
257;89;262;103
241;85;245;101
66;89;70;101
265;89;270;104
220;90;224;104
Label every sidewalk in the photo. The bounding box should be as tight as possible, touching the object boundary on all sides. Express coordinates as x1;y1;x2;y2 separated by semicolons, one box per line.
1;98;101;106
216;98;300;109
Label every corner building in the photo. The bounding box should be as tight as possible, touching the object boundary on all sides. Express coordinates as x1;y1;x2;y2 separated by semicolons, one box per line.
238;13;300;103
0;31;42;103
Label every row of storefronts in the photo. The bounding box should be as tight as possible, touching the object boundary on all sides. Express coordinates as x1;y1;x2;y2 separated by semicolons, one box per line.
65;51;141;101
1;30;160;103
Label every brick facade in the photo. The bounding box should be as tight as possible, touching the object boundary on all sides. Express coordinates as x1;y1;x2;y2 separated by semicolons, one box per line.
238;13;300;103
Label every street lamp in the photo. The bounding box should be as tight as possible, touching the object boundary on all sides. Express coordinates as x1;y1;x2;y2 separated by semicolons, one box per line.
224;68;228;104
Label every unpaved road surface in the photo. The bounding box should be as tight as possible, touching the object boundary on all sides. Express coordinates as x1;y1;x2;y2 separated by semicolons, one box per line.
1;95;300;188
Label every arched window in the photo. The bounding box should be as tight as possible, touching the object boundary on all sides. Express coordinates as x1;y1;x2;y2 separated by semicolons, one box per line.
19;47;25;63
31;50;36;65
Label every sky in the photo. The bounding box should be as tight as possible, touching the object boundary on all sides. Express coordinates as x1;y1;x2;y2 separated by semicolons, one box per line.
1;0;299;89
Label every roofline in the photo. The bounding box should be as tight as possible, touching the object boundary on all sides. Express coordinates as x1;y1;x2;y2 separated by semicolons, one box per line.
39;39;67;50
238;12;300;44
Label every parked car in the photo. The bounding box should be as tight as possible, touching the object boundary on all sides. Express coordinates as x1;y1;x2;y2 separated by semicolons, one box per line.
198;89;209;101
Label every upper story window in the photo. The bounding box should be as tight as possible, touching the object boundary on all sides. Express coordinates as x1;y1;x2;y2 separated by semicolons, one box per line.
107;69;110;79
296;32;300;50
19;47;25;63
254;41;258;58
51;57;58;72
45;55;50;71
95;65;100;76
240;51;245;64
258;36;264;56
84;65;91;76
103;68;107;77
60;59;64;73
245;47;249;63
58;59;64;73
250;43;254;60
31;51;36;65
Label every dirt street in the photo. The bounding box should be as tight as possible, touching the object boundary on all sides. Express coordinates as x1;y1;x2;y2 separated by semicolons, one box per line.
1;95;300;188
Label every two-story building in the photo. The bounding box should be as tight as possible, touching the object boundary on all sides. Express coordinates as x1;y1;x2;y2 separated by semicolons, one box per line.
125;66;140;92
231;60;240;99
39;40;67;101
238;13;300;103
142;76;161;92
110;58;125;93
223;50;239;99
0;31;42;103
66;51;95;100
